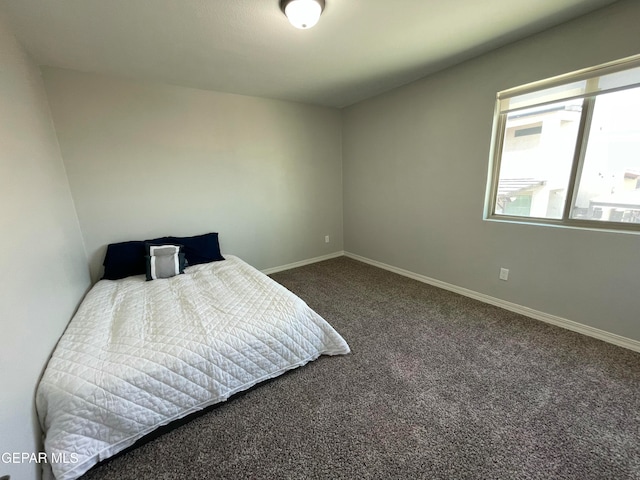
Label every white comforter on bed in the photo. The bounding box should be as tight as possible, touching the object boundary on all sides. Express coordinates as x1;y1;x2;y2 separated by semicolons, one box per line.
36;255;350;480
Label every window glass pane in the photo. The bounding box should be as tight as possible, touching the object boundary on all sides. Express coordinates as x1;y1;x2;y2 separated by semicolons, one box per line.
571;87;640;223
494;99;582;218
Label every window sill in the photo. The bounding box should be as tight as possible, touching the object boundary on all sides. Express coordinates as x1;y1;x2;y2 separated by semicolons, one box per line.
484;215;640;235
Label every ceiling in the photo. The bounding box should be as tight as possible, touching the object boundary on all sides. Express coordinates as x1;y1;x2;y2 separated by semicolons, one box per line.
0;0;619;108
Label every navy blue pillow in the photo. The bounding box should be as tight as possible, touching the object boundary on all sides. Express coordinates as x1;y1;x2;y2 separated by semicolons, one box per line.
102;241;147;280
148;232;224;266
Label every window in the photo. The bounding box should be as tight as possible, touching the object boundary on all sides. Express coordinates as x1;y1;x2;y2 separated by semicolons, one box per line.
487;54;640;231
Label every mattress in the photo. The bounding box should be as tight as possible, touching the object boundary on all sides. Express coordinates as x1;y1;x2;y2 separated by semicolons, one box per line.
36;255;350;480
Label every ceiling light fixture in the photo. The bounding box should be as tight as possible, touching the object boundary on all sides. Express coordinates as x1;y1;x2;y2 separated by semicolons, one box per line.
280;0;325;29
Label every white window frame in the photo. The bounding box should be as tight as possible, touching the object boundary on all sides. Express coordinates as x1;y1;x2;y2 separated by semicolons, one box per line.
485;54;640;233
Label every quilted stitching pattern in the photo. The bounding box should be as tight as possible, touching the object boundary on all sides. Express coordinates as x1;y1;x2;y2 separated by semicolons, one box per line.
36;256;350;480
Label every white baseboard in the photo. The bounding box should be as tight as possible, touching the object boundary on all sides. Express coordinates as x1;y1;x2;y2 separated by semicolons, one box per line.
344;251;640;353
261;251;345;275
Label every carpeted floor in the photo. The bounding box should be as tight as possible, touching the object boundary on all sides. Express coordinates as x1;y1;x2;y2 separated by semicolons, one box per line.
82;256;640;480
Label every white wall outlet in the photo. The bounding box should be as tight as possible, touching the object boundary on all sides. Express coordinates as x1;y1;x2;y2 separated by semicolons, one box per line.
499;268;509;281
325;235;330;243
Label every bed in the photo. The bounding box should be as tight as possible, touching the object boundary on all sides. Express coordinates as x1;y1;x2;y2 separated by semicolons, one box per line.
36;243;350;480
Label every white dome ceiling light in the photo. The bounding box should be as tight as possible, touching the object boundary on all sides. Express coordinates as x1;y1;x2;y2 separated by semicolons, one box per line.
280;0;325;29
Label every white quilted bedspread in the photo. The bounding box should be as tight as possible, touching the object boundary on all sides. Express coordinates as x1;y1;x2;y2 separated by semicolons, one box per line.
36;256;350;480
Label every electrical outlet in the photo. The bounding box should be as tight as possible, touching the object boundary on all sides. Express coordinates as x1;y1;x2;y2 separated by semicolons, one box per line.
325;235;330;243
499;268;509;281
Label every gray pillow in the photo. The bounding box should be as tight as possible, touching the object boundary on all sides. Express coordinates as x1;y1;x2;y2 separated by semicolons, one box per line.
145;244;186;281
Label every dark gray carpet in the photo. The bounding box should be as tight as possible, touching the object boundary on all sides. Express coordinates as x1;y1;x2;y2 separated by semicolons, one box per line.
82;257;640;480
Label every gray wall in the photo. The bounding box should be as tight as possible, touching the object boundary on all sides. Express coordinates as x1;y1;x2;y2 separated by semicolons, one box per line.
0;15;91;480
42;68;344;282
343;0;640;342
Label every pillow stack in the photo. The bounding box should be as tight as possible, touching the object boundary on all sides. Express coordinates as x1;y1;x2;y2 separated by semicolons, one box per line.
102;232;224;281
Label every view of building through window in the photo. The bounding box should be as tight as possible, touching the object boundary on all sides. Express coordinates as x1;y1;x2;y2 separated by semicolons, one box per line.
496;99;581;219
571;88;640;223
493;85;640;225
